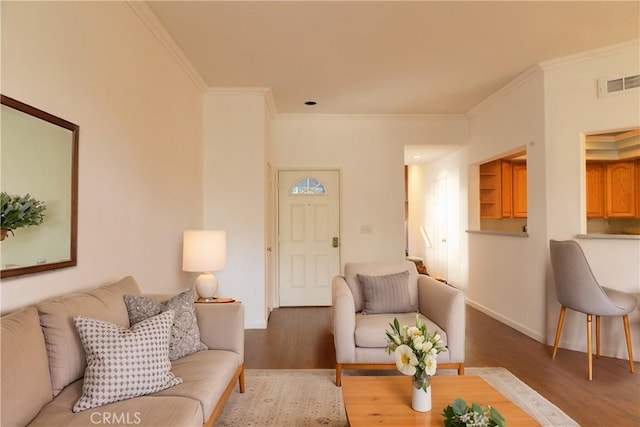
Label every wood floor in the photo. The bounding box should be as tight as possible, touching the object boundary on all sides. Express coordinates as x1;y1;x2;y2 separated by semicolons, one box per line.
245;305;640;427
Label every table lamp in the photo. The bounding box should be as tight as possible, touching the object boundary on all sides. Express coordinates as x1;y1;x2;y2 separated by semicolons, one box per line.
182;230;227;301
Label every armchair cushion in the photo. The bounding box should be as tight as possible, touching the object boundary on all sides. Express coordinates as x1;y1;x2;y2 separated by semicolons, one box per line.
355;312;448;348
344;262;420;312
358;271;416;314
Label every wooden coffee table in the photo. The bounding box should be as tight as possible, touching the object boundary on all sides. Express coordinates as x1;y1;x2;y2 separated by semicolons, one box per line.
341;375;540;426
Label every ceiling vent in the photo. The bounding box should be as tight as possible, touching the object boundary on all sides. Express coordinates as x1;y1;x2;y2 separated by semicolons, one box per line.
598;73;640;98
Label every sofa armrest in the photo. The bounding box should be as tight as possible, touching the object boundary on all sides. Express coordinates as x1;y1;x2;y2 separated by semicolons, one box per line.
417;275;466;362
332;276;356;363
195;302;245;362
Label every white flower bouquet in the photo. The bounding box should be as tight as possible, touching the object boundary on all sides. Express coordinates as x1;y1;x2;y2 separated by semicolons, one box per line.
385;314;446;391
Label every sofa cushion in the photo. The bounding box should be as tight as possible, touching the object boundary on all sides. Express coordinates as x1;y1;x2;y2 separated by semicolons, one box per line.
1;307;53;427
73;310;182;412
37;276;142;396
153;349;242;423
124;288;207;360
358;271;414;314
28;380;203;427
355;312;448;348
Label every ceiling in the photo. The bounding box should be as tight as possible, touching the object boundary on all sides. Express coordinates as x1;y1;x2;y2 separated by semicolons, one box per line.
145;1;639;162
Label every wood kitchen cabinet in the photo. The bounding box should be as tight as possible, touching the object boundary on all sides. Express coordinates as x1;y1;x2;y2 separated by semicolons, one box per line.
637;159;640;218
479;160;501;219
501;161;512;218
606;161;636;217
512;162;527;218
586;160;637;218
479;159;527;219
586;162;605;218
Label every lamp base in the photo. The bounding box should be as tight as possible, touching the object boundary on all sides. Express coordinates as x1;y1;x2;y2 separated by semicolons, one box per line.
194;272;218;299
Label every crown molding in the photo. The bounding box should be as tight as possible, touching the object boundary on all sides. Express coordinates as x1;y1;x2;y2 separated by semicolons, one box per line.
467;39;640;118
127;1;208;93
206;87;278;118
466;65;543;118
539;39;640;72
274;113;468;121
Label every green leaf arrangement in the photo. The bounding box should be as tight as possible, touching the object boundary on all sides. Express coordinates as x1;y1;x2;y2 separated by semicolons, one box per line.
443;398;506;427
0;192;46;235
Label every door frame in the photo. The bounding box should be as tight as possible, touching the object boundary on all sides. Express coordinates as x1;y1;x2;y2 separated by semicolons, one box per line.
274;167;342;308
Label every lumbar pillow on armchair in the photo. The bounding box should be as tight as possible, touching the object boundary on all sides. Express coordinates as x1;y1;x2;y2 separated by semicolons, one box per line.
124;288;207;360
73;310;182;412
357;271;416;314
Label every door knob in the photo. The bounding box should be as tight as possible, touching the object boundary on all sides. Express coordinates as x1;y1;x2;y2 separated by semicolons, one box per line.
332;237;340;248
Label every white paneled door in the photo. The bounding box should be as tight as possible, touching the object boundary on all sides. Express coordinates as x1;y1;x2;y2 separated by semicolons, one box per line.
278;170;340;306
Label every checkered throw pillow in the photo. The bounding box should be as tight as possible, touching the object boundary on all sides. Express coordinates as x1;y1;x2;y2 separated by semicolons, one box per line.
72;310;182;412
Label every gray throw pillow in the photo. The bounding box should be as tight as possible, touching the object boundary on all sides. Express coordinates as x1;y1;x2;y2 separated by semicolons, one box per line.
73;310;182;412
124;288;207;360
358;271;414;314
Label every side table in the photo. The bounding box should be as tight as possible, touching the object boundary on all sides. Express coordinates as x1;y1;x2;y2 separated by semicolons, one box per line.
195;297;237;303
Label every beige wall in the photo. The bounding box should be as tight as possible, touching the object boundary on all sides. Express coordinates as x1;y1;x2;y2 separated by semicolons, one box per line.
273;115;467;269
412;41;640;361
203;91;269;328
1;1;203;313
544;41;640;359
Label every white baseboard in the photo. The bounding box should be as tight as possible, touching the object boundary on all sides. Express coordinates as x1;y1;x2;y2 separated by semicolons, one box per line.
245;320;268;329
466;299;546;343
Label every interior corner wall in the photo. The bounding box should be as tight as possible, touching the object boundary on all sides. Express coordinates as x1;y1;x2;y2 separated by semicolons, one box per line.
543;41;640;360
203;93;267;329
465;71;548;342
271;115;467;269
1;1;203;313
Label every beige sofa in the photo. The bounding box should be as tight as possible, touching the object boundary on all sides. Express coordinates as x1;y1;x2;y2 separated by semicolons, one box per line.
332;261;465;385
1;276;244;427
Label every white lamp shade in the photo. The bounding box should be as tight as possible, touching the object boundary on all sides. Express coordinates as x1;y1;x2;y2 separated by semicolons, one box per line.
182;230;227;272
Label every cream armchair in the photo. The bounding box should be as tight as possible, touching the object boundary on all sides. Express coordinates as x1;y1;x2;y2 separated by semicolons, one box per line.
331;261;465;386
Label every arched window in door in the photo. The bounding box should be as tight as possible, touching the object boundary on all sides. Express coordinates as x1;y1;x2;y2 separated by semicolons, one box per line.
290;177;327;195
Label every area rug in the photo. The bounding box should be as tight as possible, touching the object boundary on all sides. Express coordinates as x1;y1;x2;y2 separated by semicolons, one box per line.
214;368;578;427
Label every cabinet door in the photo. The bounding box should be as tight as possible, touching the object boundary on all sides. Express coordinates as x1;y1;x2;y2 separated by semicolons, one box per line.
586;163;605;218
637;160;640;219
501;161;512;218
512;162;527;218
606;162;636;218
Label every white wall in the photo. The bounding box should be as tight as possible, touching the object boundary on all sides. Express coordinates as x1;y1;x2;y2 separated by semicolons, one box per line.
203;92;269;328
543;41;640;359
1;1;203;313
272;115;467;268
412;69;548;341
407;147;469;288
412;42;640;362
460;69;549;341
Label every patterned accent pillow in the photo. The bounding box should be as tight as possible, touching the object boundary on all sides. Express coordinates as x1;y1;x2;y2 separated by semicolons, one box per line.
358;271;415;314
124;288;207;360
73;310;182;412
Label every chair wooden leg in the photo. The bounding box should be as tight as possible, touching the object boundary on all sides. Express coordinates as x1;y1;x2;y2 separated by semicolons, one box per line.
623;315;635;374
587;314;593;381
552;306;567;359
336;363;343;387
596;315;601;359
